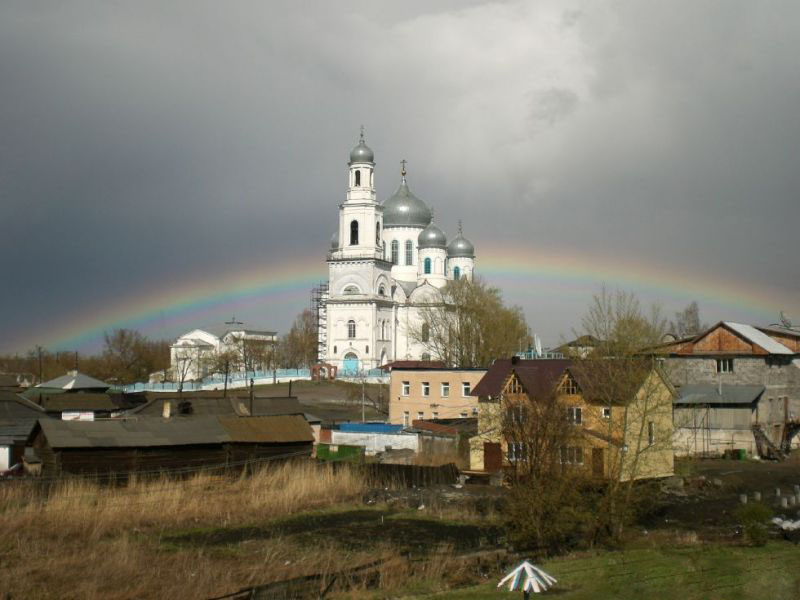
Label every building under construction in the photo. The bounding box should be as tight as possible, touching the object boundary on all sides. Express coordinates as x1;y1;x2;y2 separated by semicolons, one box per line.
310;283;329;363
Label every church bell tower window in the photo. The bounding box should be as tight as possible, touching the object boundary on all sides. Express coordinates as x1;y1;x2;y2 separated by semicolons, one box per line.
391;240;399;264
405;240;413;265
350;220;359;245
424;257;432;274
355;170;361;186
453;266;460;280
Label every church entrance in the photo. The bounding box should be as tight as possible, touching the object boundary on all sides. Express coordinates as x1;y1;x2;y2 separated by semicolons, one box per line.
342;353;360;376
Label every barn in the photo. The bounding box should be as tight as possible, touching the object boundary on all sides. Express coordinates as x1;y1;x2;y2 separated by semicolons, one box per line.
28;414;313;478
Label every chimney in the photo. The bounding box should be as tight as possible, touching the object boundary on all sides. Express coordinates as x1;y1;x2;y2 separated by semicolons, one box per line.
162;400;171;419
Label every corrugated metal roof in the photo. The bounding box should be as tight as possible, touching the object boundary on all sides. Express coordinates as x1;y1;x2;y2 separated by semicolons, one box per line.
36;371;110;390
34;414;313;448
724;322;794;355
675;384;765;405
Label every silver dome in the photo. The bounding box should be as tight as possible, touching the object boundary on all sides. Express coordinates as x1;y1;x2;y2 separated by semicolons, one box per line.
382;178;432;228
349;141;374;164
418;223;447;249
330;230;339;249
447;233;475;258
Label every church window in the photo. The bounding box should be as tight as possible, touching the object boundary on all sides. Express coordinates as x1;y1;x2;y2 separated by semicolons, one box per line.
350;220;359;245
378;284;386;296
405;240;413;265
391;240;399;264
343;285;359;295
424;257;431;274
376;221;381;244
453;266;460;280
382;241;386;258
334;345;337;354
366;345;369;354
355;170;361;186
347;320;356;339
421;322;430;342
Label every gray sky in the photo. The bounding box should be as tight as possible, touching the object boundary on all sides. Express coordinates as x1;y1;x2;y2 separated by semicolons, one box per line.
1;1;799;353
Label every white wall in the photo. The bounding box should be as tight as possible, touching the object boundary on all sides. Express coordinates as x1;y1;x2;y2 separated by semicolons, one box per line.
330;430;419;455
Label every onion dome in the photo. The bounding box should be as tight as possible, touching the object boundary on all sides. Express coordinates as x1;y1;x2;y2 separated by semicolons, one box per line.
447;222;475;258
349;130;374;163
330;230;339;250
382;177;432;228
418;223;447;249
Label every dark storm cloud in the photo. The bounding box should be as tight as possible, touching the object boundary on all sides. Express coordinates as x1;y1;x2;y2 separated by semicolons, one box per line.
0;1;798;352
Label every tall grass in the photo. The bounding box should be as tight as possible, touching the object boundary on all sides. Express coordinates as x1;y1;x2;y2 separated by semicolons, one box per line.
0;460;367;539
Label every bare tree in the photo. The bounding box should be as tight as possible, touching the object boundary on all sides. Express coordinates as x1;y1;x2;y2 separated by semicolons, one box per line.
278;309;317;368
668;301;707;339
410;277;531;367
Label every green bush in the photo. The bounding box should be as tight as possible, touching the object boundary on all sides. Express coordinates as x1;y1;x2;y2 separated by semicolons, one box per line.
735;502;773;546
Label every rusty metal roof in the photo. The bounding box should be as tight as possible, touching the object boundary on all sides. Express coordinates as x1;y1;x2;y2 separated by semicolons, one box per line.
219;415;313;443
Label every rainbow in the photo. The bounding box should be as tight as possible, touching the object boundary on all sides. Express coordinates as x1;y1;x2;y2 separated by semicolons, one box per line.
11;243;797;353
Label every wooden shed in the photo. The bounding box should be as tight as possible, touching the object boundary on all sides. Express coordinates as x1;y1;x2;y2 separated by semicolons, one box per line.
28;415;313;478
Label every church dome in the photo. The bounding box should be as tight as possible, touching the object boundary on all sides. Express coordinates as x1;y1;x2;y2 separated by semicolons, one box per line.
418;223;447;249
382;178;432;228
349;140;374;164
447;231;475;258
330;230;339;250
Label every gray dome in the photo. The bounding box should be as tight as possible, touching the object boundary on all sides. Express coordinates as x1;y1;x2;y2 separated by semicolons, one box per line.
349;140;374;163
382;179;432;228
418;223;447;249
447;232;475;258
330;230;339;250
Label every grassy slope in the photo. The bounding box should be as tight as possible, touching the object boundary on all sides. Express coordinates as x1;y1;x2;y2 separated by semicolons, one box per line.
428;543;800;600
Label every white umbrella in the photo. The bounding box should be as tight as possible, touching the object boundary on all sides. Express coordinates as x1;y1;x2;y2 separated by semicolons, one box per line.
497;560;557;595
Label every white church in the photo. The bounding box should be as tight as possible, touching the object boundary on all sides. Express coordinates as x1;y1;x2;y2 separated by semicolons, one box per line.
319;133;476;374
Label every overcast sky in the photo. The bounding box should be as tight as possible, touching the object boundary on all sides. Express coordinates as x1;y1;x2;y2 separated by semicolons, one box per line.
1;1;798;354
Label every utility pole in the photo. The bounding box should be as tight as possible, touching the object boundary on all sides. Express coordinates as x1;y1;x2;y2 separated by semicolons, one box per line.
37;346;43;384
249;378;254;416
361;378;366;422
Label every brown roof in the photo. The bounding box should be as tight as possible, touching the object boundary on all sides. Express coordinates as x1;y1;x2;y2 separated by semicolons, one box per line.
31;415;312;449
471;358;572;398
219;415;313;443
381;360;447;371
411;418;478;436
566;359;673;404
129;395;302;418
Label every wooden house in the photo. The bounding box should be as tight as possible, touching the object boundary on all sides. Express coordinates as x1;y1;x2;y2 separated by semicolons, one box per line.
28;415;313;478
469;358;675;481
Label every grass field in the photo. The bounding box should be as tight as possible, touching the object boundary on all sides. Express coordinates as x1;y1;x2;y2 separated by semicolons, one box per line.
427;542;800;600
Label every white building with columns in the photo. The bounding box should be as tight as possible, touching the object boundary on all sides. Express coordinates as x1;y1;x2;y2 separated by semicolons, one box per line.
320;134;476;374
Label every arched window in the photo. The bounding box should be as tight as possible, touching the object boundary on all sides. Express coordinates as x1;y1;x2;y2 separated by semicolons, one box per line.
343;285;359;295
376;221;381;244
347;320;356;339
350;220;359;245
424;257;432;274
421;323;430;342
378;284;386;296
405;240;413;265
354;170;361;186
453;266;460;280
391;240;399;264
333;345;337;354
365;345;369;354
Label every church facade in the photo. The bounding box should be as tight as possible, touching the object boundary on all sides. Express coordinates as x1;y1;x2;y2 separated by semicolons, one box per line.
319;134;476;374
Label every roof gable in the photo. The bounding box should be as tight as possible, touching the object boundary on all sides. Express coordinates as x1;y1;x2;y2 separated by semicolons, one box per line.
655;321;795;356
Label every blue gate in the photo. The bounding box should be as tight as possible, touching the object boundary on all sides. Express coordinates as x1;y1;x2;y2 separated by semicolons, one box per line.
342;353;360;375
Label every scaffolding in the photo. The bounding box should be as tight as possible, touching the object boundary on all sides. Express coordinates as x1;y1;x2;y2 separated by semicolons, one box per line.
311;282;329;362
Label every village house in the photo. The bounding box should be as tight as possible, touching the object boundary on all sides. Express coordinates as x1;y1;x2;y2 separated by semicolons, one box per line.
387;365;486;426
650;321;800;457
0;391;45;473
469;357;675;481
28;414;313;478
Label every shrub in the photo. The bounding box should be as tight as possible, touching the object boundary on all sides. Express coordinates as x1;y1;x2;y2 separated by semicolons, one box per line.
735;502;774;546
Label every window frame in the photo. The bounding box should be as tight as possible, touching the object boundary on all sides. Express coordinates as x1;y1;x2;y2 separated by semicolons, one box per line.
391;240;399;264
716;358;734;373
347;320;356;339
405;240;413;265
567;406;582;425
462;382;471;397
422;381;430;397
401;381;410;396
349;220;359;245
441;382;450;397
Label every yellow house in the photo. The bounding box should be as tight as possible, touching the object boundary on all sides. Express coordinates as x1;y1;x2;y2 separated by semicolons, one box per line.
388;366;487;426
469;358;674;481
